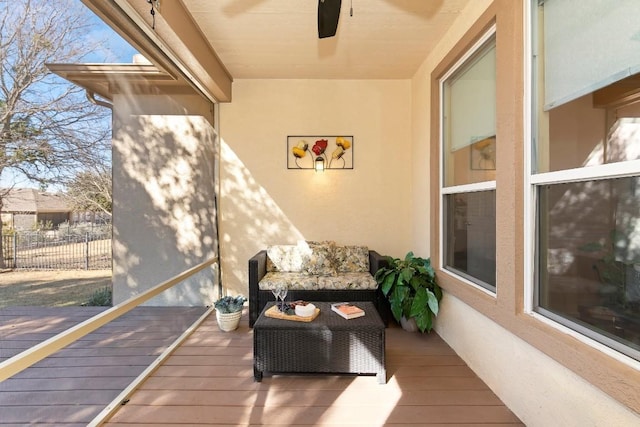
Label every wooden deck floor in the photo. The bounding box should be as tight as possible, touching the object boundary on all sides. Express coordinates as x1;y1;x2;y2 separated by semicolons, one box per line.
0;306;207;426
103;312;524;427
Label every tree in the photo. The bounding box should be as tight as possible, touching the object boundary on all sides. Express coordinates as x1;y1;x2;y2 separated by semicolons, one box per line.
0;0;112;266
64;165;112;217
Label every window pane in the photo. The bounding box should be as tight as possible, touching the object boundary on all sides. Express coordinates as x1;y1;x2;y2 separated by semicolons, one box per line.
543;0;640;110
535;87;640;173
444;191;496;290
537;177;640;355
443;35;496;187
533;0;640;174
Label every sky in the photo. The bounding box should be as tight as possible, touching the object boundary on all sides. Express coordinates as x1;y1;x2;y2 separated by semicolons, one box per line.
1;4;139;191
85;11;139;63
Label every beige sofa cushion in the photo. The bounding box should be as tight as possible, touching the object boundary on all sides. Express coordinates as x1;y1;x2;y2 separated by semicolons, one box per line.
260;241;375;291
317;272;378;290
259;272;377;291
258;272;319;290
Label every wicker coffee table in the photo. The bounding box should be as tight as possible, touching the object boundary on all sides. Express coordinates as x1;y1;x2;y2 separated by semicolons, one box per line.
253;301;386;384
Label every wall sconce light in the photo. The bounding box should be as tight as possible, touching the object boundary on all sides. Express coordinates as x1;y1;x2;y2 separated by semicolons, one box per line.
315;157;325;172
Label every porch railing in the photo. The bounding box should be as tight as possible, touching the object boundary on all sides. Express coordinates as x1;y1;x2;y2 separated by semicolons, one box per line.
0;256;218;425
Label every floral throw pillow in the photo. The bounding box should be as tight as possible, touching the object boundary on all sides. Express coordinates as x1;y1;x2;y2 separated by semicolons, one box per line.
302;240;338;276
266;245;306;272
334;245;369;273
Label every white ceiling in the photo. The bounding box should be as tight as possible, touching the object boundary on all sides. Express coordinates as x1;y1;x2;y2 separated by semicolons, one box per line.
182;0;471;79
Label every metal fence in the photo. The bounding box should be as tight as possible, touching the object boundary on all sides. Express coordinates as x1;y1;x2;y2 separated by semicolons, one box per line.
1;229;112;270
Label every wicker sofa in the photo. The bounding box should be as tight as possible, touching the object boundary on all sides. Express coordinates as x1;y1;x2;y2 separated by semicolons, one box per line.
248;241;388;327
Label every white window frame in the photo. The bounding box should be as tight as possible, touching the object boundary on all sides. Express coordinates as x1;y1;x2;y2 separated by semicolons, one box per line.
439;25;497;295
525;0;640;365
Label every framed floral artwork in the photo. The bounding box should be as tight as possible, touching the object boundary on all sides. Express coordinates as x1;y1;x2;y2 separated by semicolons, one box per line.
287;135;354;169
470;136;496;170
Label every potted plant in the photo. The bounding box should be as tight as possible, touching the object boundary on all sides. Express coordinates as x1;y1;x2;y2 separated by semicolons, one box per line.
374;252;442;333
214;295;247;332
579;229;640;312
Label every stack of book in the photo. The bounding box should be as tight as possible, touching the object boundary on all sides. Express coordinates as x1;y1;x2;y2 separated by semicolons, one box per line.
331;302;365;319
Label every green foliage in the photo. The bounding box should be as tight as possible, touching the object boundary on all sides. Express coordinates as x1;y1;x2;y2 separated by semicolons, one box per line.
33;220;53;231
375;252;442;333
579;229;639;309
86;287;112;306
214;295;247;313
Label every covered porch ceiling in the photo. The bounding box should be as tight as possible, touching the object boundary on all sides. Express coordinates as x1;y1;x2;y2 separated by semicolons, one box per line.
79;0;471;102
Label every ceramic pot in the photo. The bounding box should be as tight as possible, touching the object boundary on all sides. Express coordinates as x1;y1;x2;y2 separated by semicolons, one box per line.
400;316;418;332
216;310;242;331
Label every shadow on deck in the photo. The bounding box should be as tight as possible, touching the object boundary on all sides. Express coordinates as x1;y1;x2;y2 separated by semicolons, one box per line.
1;308;523;426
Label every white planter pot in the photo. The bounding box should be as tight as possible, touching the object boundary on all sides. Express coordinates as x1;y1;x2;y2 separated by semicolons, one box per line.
216;310;242;332
400;316;418;332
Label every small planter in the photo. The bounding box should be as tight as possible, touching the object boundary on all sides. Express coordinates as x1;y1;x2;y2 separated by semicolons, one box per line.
213;295;247;332
400;316;418;333
216;310;242;332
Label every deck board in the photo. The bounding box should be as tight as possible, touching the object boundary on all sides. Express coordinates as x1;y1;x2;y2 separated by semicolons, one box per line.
0;306;207;426
103;313;524;426
1;308;524;426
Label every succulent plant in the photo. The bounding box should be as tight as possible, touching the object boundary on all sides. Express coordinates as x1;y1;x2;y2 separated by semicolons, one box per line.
214;295;247;314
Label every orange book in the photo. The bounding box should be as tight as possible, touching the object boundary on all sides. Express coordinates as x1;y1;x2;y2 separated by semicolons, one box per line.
331;302;365;319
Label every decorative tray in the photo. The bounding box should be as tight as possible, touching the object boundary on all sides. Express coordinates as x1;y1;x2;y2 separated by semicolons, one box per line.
264;305;320;322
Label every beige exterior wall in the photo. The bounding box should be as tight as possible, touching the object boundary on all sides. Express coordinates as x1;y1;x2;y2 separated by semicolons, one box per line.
112;93;218;305
438;295;640;426
415;0;640;424
219;79;413;295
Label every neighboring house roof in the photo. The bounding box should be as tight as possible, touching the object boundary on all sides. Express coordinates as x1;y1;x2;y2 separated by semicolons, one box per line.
1;188;70;213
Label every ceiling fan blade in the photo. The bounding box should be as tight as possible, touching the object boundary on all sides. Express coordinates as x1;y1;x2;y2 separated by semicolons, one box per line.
318;0;342;39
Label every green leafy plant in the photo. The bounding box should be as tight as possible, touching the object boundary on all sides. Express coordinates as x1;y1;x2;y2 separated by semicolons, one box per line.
214;295;247;314
580;229;640;310
85;286;112;306
375;252;442;333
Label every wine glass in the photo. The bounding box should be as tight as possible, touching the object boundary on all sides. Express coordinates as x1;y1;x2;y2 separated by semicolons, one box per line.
275;284;287;311
279;285;288;311
271;287;281;310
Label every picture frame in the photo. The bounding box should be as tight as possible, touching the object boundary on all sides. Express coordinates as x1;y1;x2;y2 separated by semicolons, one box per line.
470;136;496;170
287;135;354;169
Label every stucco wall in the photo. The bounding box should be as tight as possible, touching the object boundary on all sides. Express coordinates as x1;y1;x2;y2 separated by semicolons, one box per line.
112;93;217;306
438;295;640;426
413;0;640;425
219;79;413;295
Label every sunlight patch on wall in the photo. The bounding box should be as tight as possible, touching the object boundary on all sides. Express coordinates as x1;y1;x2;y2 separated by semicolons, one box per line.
120;115;208;255
112;109;217;305
219;138;304;294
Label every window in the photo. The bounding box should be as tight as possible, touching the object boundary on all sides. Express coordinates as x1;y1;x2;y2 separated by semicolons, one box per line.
444;191;496;287
441;29;497;292
532;0;640;360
